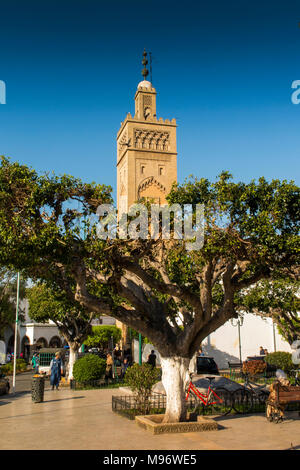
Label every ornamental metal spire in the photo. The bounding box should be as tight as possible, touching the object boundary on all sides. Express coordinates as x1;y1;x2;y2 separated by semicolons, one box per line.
141;48;149;81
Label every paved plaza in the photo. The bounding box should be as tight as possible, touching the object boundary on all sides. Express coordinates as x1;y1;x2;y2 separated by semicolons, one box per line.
0;374;299;450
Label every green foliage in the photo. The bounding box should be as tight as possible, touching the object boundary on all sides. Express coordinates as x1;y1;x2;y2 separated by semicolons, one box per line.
84;325;122;349
0;156;299;371
0;156;113;271
167;173;299;261
265;351;294;373
236;277;300;345
27;283;87;324
73;354;106;383
0;268;26;337
27;283;95;350
124;363;161;413
1;358;27;375
128;327;151;345
167;173;299;350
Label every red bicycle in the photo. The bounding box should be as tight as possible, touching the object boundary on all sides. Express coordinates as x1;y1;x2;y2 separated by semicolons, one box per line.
185;374;232;416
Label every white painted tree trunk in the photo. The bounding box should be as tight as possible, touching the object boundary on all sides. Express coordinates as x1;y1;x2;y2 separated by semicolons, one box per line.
68;345;79;380
160;356;191;423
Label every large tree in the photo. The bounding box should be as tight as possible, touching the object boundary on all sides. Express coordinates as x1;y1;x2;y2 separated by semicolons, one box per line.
0;158;298;422
27;283;97;379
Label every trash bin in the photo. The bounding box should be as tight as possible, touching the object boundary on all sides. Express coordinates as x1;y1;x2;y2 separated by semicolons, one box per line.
31;375;45;403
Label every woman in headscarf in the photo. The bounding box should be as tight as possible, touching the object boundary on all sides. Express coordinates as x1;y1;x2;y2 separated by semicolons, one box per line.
50;352;63;390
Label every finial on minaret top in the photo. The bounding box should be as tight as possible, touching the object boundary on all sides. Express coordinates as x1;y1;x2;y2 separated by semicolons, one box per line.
141;49;149;80
136;49;154;93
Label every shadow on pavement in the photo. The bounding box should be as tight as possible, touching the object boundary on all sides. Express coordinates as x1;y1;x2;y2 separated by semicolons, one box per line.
43;396;85;403
284;443;300;450
0;400;11;406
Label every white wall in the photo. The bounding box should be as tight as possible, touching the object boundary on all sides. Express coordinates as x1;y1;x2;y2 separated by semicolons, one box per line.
132;315;291;370
20;324;64;347
202;313;291;369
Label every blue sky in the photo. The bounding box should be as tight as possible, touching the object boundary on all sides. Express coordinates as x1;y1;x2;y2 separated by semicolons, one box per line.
0;0;299;200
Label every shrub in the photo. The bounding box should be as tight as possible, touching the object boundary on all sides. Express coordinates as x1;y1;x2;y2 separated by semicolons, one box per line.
73;354;106;383
0;364;9;375
264;351;294;373
1;359;27;375
124;363;161;414
242;360;266;377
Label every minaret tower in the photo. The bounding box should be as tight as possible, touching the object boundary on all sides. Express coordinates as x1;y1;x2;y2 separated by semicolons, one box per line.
116;51;178;350
117;50;177;217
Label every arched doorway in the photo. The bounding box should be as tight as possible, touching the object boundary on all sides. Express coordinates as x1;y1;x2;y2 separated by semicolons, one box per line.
36;337;48;349
7;335;14;354
21;336;30;361
49;336;62;348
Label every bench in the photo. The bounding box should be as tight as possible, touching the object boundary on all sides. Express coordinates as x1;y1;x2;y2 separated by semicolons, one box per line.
266;382;300;422
228;362;243;369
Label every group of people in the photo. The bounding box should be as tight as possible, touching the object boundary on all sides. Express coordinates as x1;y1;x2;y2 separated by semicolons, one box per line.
259;346;269;356
6;352;24;363
105;348;157;380
105;352;130;380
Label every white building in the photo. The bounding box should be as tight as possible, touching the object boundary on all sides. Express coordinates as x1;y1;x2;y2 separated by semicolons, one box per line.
3;298;116;359
201;313;291;369
133;312;292;370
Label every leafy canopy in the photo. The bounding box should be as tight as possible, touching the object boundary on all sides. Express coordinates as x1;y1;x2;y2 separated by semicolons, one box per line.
84;325;122;349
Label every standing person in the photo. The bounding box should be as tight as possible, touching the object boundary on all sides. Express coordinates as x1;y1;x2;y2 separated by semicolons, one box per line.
264;348;268;356
147;350;157;368
31;352;39;374
121;357;130;379
124;348;132;365
50;352;63;390
105;353;113;382
198;347;205;357
259;346;265;356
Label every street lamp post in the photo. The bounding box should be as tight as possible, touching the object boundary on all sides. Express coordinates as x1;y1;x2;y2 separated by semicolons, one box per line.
230;315;244;364
12;272;20;394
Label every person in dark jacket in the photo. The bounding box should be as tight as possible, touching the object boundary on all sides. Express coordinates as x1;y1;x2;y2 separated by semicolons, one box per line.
50;352;63;390
147;350;157;368
121;357;130;378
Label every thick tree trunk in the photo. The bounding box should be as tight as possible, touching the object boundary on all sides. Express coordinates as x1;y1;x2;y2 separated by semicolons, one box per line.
160;356;190;423
68;343;80;380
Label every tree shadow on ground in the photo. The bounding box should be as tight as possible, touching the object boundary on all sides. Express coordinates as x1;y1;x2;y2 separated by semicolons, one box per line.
0;400;11;406
43;396;85;403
